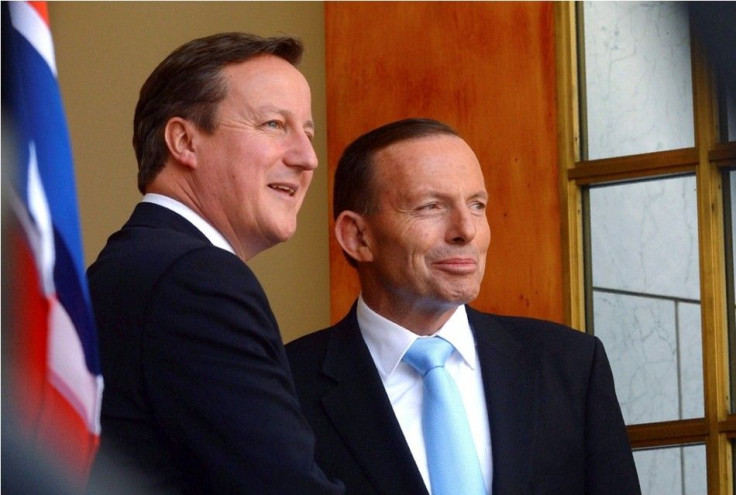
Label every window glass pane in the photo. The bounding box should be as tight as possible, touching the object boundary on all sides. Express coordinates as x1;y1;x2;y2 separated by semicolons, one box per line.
690;2;736;143
587;176;703;424
581;1;694;159
725;170;736;412
633;444;706;495
712;35;736;143
726;86;736;142
733;440;736;490
729;171;736;297
717;76;736;143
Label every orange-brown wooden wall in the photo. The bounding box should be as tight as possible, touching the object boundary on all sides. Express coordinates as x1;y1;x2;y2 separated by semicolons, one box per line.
325;2;564;324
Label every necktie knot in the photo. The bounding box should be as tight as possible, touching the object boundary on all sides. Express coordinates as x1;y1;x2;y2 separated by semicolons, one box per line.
403;337;455;377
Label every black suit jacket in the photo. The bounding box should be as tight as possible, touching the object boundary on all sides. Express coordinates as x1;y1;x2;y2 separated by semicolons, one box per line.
286;304;641;495
87;203;342;494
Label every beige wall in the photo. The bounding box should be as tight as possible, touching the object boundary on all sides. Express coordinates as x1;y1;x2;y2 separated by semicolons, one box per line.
48;2;329;342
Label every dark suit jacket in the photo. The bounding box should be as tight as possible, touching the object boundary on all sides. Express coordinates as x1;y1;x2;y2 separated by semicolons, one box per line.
286;304;641;495
87;203;342;494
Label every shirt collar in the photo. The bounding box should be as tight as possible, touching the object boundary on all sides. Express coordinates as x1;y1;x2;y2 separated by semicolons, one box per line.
357;295;478;380
142;193;236;255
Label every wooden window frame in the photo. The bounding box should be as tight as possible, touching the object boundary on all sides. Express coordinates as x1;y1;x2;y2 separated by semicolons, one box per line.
554;2;736;493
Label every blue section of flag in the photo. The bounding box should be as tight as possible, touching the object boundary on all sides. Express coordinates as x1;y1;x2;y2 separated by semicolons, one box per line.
2;2;101;375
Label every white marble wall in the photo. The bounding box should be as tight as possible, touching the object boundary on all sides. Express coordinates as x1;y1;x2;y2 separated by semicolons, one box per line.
583;1;694;160
582;2;706;492
590;177;702;423
589;175;704;493
589;177;700;300
633;445;706;495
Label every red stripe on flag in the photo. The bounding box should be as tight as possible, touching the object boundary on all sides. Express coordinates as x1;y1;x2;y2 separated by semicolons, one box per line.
35;380;101;485
8;217;99;489
9;220;51;437
28;1;49;26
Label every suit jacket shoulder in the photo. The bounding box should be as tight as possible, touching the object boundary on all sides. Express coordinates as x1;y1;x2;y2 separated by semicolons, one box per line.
89;203;342;494
465;306;640;494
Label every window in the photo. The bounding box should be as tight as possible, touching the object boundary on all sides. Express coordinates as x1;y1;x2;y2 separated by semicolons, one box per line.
555;2;736;493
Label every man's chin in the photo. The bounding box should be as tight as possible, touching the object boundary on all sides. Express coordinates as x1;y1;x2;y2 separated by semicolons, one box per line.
444;287;481;306
273;223;298;244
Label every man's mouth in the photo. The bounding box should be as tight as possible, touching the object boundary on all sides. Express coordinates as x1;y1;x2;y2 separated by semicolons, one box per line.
269;184;296;197
434;257;478;274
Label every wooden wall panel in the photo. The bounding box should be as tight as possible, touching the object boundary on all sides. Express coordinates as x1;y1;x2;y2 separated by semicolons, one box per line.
325;2;563;324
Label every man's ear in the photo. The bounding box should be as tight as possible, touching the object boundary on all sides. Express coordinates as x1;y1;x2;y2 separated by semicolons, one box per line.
164;117;198;169
334;211;374;263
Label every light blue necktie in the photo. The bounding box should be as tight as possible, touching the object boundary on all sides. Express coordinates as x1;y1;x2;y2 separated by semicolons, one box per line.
403;337;486;495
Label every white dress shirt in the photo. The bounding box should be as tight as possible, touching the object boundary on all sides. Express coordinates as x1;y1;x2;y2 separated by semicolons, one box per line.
142;193;235;255
357;296;492;494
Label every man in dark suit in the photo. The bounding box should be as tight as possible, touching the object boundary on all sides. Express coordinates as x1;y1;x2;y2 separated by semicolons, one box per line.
87;33;343;494
286;118;640;494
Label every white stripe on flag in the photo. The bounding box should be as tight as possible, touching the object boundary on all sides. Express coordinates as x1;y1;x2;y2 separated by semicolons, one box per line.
48;297;104;434
26;141;57;296
9;1;57;77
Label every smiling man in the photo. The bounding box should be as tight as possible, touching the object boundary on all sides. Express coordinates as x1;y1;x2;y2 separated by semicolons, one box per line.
286;118;640;495
86;33;342;494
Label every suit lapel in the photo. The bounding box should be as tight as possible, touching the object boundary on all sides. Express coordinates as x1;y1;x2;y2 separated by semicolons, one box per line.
320;311;428;495
468;308;534;494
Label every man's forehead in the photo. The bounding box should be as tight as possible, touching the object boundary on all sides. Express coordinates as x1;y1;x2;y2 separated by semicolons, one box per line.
375;135;477;169
221;56;308;92
217;59;313;123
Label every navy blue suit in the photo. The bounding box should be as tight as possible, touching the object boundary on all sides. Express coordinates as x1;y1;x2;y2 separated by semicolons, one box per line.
286;304;640;494
87;203;342;494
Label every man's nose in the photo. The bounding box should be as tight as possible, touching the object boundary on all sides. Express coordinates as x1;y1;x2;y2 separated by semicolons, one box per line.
447;206;477;244
285;131;318;171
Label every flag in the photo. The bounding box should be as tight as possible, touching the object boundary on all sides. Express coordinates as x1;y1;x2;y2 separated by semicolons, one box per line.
2;0;104;485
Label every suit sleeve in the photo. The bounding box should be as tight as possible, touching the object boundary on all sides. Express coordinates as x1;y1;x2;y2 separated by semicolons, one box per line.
140;247;342;494
585;337;641;494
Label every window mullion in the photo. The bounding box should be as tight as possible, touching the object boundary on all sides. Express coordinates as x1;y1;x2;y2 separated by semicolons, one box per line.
691;35;732;495
555;1;585;330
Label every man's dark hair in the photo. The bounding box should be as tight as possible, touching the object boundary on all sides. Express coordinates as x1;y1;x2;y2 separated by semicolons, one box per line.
133;32;304;193
333;117;459;266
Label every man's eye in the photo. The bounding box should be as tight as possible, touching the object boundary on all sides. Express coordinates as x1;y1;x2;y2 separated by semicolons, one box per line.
419;203;440;211
471;201;487;210
265;120;284;130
